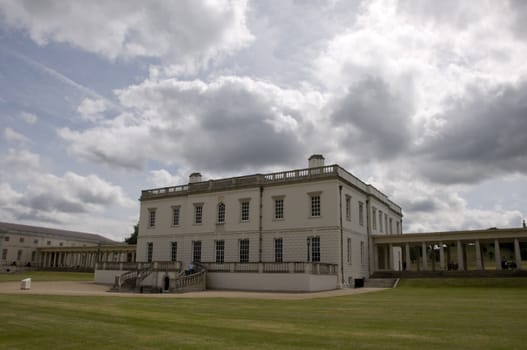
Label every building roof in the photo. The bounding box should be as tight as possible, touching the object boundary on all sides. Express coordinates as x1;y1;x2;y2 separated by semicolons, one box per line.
0;222;117;244
141;163;402;215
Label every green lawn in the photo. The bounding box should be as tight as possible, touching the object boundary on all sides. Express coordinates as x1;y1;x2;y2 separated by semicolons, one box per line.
0;271;93;282
1;278;527;349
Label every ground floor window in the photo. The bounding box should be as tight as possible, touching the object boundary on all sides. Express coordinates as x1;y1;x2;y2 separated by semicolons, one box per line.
239;239;249;263
17;250;22;261
192;240;202;262
147;242;153;262
171;242;177;262
307;236;320;262
361;241;365;265
1;249;7;260
347;238;352;264
215;240;225;263
274;238;283;262
31;251;36;262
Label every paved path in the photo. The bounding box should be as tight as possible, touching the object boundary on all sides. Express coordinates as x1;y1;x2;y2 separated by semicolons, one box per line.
0;281;387;299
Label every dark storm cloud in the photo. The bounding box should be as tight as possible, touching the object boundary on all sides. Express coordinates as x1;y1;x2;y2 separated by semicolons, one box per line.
331;76;413;160
417;82;527;184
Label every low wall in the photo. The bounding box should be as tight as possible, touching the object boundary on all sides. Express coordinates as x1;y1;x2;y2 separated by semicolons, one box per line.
95;269;338;291
207;272;338;292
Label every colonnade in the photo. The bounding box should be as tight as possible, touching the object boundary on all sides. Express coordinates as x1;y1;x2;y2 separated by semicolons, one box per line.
372;228;527;273
38;245;136;270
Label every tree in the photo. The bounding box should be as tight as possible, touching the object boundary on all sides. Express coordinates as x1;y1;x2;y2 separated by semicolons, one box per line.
125;224;138;244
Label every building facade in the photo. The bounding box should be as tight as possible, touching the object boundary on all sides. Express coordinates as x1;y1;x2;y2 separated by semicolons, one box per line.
133;155;403;290
0;222;116;270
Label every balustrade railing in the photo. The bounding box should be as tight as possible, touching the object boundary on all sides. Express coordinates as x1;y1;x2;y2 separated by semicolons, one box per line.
200;262;337;275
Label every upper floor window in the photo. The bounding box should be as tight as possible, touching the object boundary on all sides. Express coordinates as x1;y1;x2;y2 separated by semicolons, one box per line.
372;207;377;230
4;236;9;242
1;249;7;260
274;198;284;220
47;241;51;246
345;195;351;221
396;221;401;234
240;200;250;222
148;208;156;227
19;237;24;243
359;201;364;226
194;204;203;224
33;239;38;244
379;211;383;232
389;218;393;234
217;202;226;224
172;206;180;226
385;214;388;234
310;193;321;217
360;241;365;265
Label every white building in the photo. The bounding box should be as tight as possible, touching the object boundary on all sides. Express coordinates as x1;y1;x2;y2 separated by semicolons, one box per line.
128;155;403;291
0;221;116;270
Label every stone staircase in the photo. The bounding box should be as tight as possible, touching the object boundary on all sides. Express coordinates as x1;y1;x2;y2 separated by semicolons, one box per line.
364;278;399;288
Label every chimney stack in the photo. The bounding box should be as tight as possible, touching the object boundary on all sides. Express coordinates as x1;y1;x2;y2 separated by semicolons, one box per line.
308;154;325;168
189;172;202;183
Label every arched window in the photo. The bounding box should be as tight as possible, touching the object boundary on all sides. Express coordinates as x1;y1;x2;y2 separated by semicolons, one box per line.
217;202;226;224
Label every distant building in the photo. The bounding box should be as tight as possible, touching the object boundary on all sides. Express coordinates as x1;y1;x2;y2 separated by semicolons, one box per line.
101;155;403;291
0;221;116;270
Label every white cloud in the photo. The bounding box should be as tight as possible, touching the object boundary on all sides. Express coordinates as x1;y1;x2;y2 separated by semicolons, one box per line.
4;127;30;144
0;148;40;176
148;169;184;188
59;76;324;175
19;111;37;124
0;0;253;73
77;98;107;122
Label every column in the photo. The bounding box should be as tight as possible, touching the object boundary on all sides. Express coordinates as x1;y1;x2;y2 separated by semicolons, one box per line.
475;240;483;270
388;244;393;270
405;243;411;271
495;239;502;270
456;240;464;271
514;238;522;270
439;242;445;271
421;242;428;271
374;244;379;271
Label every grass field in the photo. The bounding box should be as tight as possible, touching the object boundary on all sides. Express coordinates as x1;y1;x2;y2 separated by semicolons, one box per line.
1;275;527;349
0;271;93;282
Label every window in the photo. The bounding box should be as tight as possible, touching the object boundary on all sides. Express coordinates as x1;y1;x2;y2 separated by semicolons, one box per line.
274;198;284;219
172;206;180;226
309;236;320;262
31;251;36;262
194;204;203;224
345;195;351;221
33;239;38;244
241;200;250;222
1;249;7;260
171;242;177;262
396;221;401;234
147;242;153;262
385;214;388;234
215;240;225;263
347;238;352;264
4;236;9;242
389;218;393;234
192;240;202;262
148;208;156;227
217;203;225;224
59;242;63;247
359;201;364;226
239;239;249;263
274;238;283;263
372;207;377;230
310;194;321;217
17;250;22;260
47;241;51;246
360;241;365;265
19;237;24;243
379;211;383;232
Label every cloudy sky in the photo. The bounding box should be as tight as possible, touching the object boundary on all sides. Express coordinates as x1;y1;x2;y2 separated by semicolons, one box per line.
1;0;526;241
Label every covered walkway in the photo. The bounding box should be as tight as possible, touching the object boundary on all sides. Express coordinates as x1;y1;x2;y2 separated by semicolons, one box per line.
372;227;527;273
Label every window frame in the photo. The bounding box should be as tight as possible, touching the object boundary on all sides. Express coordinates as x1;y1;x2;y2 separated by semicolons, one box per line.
273;197;284;220
148;208;156;228
194;203;203;225
345;195;351;221
239;239;250;263
240;199;250;223
147;242;153;263
192;240;202;262
274;238;283;263
171;241;178;262
217;202;226;224
308;192;322;218
215;240;225;263
171;206;181;226
359;201;364;226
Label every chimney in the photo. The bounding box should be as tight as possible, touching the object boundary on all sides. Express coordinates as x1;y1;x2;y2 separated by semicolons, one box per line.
189;172;202;183
308;154;325;168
